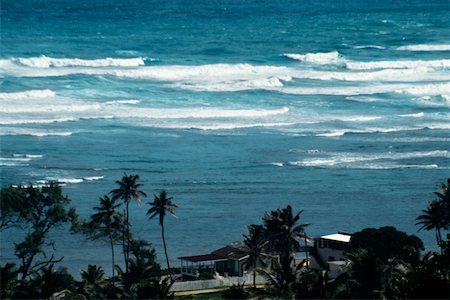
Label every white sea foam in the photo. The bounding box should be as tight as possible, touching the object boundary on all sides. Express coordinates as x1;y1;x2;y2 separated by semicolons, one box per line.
0;89;56;100
83;176;104;181
12;154;43;158
354;45;386;49
282;82;450;96
16;56;146;68
289;150;449;167
104;99;141;105
0;162;31;167
110;64;288;81
151;122;296;130
172;76;292;92
45;177;84;184
316;131;346;137
396;44;450;51
399;112;425;118
0;128;73;137
283;51;342;64
0;87;290;125
401;83;450;96
0;157;32;162
345;59;450;70
315;125;426;137
294;68;450;82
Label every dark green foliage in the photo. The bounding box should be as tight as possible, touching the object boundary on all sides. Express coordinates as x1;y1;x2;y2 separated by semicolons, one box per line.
260;205;309;297
1;184;78;279
292;268;340;299
407;246;450;299
259;257;297;298
417;179;450;250
198;271;215;280
346;226;424;265
116;239;161;289
0;263;19;299
242;224;268;289
82;195;123;281
262;205;309;263
345;227;423;299
110;173;147;272
12;265;75;299
222;282;249;299
131;277;174;299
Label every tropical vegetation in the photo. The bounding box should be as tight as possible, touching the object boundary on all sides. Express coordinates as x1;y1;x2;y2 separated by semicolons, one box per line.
1;177;449;299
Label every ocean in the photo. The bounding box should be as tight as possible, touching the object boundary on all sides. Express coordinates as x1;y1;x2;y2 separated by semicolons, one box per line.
1;0;449;274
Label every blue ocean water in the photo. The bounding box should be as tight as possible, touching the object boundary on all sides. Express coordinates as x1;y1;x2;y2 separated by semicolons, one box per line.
1;0;449;274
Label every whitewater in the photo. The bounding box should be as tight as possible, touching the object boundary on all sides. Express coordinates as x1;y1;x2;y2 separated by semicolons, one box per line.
1;0;449;275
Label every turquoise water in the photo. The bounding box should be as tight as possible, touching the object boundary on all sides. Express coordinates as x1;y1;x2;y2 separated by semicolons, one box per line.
1;0;449;273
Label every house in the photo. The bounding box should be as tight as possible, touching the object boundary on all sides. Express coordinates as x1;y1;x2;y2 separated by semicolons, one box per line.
309;232;352;277
178;244;249;278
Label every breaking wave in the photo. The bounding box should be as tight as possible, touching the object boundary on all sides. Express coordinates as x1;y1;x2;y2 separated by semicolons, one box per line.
396;44;450;51
283;51;343;64
287;150;449;168
353;45;386;49
15;56;146;68
344;59;450;70
0;89;56;100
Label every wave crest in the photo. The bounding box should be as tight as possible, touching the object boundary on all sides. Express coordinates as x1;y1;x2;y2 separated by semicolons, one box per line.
15;56;146;68
284;51;342;64
396;44;450;51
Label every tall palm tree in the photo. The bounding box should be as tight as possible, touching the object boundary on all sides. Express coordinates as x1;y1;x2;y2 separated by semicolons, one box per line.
434;179;450;227
147;190;177;282
417;179;450;252
262;205;310;263
242;224;268;289
416;200;447;249
90;195;121;282
110;173;147;272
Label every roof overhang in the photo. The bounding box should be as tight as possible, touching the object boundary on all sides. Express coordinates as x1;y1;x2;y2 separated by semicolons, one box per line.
178;254;228;263
320;233;351;243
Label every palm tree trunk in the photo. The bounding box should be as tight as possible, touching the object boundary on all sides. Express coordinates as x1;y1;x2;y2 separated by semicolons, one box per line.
109;233;116;285
161;223;173;282
436;227;443;253
253;268;256;289
126;202;130;272
304;234;309;267
122;216;128;272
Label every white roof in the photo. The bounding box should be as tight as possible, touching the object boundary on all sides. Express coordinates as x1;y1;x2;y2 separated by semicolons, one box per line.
320;233;351;243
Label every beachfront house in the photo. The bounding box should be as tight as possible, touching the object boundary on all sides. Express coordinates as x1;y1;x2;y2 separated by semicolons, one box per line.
309;232;352;277
178;244;249;278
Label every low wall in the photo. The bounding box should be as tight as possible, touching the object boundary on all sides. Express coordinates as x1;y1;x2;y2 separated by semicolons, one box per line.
170;274;266;292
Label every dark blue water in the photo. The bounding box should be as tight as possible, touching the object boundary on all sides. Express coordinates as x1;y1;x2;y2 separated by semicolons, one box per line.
1;0;449;274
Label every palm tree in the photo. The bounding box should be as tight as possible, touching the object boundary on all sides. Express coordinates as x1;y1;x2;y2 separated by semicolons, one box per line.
81;264;105;285
417;179;450;252
260;256;297;298
110;173;147;272
242;224;268;289
147;190;177;282
262;205;310;264
90;195;121;282
434;179;450;227
416;200;447;249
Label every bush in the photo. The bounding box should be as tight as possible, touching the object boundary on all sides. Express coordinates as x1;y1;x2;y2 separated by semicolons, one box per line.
198;272;215;280
222;283;248;299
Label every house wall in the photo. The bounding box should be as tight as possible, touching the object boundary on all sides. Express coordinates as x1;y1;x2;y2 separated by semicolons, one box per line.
316;239;346;263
